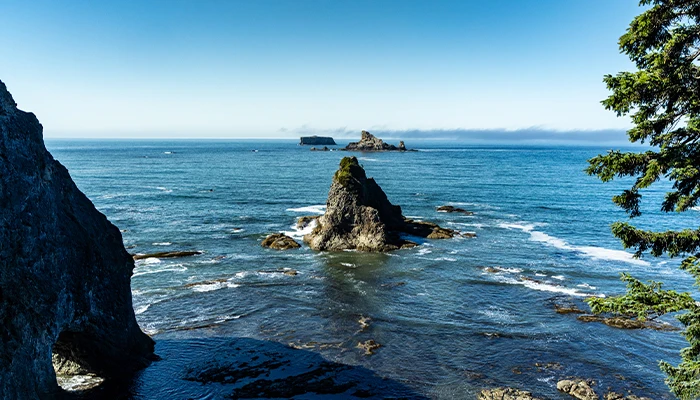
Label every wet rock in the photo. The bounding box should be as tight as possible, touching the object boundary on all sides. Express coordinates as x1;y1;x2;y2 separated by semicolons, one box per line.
436;205;474;215
0;80;155;398
357;340;382;355
557;379;598;400
132;250;202;260
261;233;301;250
478;387;542;400
576;315;678;331
603;393;652;400
297;215;319;229
304;157;461;251
358;316;371;331
555;304;587;314
183;278;228;288
311;146;331;151
344;130;407;151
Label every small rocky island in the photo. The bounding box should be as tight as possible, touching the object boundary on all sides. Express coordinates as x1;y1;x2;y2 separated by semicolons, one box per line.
303;156;469;251
300;135;336;145
344;130;411;152
0;80;155;398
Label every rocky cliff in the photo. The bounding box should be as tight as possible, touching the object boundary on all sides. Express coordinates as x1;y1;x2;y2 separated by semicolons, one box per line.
0;80;155;398
344;130;408;151
304;157;461;251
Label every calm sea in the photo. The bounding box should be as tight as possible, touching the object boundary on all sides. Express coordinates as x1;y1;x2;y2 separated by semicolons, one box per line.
45;139;695;399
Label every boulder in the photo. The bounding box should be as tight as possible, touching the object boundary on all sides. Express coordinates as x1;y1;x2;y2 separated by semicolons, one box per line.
262;233;301;250
557;379;598;400
344;130;407;151
357;340;382;355
304;157;461;251
0;80;155;399
478;387;542;400
297;215;320;230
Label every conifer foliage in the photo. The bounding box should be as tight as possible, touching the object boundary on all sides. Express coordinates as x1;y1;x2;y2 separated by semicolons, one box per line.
586;1;700;397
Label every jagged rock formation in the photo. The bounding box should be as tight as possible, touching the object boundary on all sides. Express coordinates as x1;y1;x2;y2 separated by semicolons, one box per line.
261;233;301;250
479;387;542;400
304;157;464;251
556;379;598;400
300;136;336;145
0;80;155;398
344;130;410;151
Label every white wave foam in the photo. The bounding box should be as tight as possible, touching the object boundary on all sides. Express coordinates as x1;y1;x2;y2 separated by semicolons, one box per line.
493;275;597;297
134;304;150;315
484;266;523;274
499;222;649;266
132;264;187;277
577;283;597;290
140;257;161;265
551;275;565;281
191;281;240;293
152;242;172;246
282;219;317;239
417;248;432;255
164;151;173;154
155;186;173;193
448;222;485;229
433;257;457;262
358;157;381;162
341;262;356;267
287;205;326;214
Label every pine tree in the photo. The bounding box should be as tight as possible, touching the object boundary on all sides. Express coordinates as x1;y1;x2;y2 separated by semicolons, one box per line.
585;1;700;397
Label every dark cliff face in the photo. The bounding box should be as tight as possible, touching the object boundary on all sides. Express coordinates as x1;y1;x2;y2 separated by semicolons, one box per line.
0;81;155;398
299;136;336;145
304;157;458;251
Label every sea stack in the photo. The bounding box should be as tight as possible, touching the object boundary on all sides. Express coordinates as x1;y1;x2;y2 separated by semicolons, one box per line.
0;80;155;398
303;156;463;251
344;130;409;151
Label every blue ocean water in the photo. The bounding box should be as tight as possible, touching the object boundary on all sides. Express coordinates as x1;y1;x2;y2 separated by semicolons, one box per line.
45;139;697;399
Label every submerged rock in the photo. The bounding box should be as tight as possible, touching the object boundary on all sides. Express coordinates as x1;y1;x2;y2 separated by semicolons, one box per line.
304;157;465;251
436;205;474;215
357;340;382;355
0;80;155;398
344;130;409;151
261;233;301;250
557;379;598;400
576;315;677;331
478;387;542;400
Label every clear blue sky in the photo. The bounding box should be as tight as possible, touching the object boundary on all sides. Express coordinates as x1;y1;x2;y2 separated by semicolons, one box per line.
0;1;642;138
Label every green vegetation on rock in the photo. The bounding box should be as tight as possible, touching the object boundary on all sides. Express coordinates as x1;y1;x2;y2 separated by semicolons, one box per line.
334;156;366;191
585;1;700;398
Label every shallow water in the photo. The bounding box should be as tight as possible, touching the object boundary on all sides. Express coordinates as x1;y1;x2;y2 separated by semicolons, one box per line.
46;139;696;398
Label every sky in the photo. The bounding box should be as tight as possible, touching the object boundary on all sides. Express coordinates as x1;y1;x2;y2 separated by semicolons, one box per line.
0;1;643;139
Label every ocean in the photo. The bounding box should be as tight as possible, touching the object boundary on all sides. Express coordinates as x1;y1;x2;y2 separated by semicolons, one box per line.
45;139;695;399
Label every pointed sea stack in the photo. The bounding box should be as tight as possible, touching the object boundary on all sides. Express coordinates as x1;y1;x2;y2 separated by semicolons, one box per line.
303;157;462;251
0;80;155;398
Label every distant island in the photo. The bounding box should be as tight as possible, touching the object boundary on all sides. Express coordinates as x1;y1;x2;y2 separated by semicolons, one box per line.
299;136;336;146
344;130;412;151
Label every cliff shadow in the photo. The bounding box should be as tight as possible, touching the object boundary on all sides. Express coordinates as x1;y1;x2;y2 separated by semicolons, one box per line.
59;334;427;399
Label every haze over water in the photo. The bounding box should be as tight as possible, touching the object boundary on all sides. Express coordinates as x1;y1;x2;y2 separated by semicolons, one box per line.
46;139;693;398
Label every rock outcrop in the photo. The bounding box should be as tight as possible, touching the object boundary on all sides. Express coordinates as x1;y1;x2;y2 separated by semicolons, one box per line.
304;157;464;251
557;379;598;400
0;80;155;398
344;130;410;151
300;136;336;145
478;387;542;400
262;233;301;250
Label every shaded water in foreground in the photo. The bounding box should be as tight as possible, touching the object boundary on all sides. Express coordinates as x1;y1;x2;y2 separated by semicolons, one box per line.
47;139;698;399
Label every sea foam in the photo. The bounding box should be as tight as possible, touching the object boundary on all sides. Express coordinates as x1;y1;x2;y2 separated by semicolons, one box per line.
499;222;649;266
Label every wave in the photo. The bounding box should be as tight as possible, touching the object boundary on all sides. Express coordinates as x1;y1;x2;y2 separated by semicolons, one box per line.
286;205;326;214
498;222;649;266
281;219;317;239
493;275;597;297
190;281;240;292
152;242;172;246
132;263;188;278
